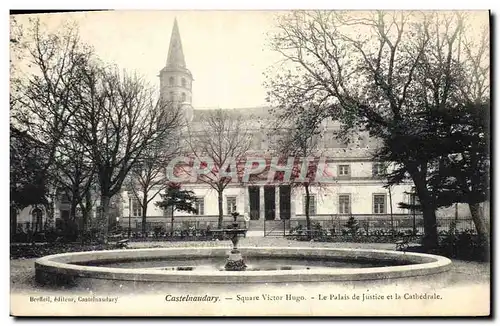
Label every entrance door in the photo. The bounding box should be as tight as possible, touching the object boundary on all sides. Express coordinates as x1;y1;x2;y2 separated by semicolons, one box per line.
279;185;291;219
264;186;276;220
248;186;260;220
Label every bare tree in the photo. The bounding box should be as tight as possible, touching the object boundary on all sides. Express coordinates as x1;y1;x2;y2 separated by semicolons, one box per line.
10;18;95;236
266;11;489;249
74;63;182;243
269;103;328;238
51;126;96;241
185;109;252;228
127;120;182;235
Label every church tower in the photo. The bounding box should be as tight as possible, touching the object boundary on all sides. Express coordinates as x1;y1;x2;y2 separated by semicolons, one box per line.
160;18;194;121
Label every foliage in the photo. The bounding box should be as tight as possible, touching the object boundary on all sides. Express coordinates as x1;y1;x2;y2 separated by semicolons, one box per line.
72;64;182;242
155;183;198;214
10;125;48;211
266;11;490;249
344;216;360;236
127;133;180;233
437;229;488;261
11;18;183;243
426;102;490;249
11;18;97;239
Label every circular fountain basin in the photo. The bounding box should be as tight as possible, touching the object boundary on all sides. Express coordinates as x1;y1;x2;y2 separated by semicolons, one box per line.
35;247;451;285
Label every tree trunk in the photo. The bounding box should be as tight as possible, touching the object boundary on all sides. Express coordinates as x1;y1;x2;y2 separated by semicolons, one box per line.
388;186;394;241
304;185;311;240
97;195;110;244
410;172;439;250
469;202;490;261
69;196;78;239
70;195;78;221
141;199;148;235
44;197;55;230
11;205;18;241
421;205;438;250
218;189;224;229
170;206;174;235
85;191;92;232
79;202;86;244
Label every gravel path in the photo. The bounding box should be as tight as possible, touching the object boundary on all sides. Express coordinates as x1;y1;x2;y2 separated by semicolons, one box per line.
127;238;397;250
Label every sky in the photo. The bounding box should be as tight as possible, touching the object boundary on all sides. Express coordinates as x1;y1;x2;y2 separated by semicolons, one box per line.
12;10;490;110
13;10;286;109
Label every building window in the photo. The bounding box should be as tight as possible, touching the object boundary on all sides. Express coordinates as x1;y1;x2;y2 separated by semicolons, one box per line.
169;91;174;101
373;194;386;214
303;195;316;216
338;194;351;215
226;196;237;215
338;165;350;176
131;197;141;217
181;78;186;87
195;197;205;215
169;76;175;86
181;92;186;102
372;163;386;177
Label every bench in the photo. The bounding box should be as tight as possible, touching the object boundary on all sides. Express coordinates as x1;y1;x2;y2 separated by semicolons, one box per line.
114;238;129;249
395;237;410;251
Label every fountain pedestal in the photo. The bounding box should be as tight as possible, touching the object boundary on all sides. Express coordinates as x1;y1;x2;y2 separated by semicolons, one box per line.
224;223;247;271
209;212;248;271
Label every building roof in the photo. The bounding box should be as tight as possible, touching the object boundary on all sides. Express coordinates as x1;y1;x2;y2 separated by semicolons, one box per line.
192;106;270;122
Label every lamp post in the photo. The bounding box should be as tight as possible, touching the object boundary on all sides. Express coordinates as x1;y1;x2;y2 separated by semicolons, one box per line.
411;187;416;235
115;216;120;235
128;196;132;239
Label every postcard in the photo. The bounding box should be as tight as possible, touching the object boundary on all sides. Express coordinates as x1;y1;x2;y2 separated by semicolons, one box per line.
10;9;490;317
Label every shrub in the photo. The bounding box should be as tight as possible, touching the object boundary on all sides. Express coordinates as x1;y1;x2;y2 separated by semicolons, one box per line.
344;216;360;236
289;224;304;236
153;226;166;238
438;229;487;261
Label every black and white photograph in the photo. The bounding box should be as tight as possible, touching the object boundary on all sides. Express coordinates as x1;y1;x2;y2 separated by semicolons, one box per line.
9;9;491;317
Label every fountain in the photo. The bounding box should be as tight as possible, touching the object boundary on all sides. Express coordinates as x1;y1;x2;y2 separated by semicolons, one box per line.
34;213;452;286
208;212;248;271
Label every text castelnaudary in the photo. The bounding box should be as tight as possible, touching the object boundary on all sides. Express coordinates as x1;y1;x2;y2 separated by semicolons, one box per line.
165;294;220;303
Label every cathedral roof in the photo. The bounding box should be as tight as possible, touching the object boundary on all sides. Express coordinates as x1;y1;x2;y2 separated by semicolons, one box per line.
192;106;270;122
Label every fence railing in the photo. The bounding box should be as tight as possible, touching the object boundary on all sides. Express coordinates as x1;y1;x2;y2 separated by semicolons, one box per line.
109;218;247;240
13;215;477;243
264;216;476;238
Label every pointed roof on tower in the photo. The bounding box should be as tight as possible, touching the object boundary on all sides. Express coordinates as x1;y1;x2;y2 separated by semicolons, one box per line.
166;18;186;68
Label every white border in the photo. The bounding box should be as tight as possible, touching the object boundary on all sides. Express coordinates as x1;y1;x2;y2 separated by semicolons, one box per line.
3;2;496;325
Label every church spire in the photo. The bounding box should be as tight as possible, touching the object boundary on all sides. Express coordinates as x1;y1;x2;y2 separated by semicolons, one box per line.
159;17;193;111
166;18;186;68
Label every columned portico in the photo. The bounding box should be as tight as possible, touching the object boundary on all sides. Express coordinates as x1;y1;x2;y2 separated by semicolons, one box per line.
275;186;280;220
242;187;249;217
259;186;265;220
246;185;292;221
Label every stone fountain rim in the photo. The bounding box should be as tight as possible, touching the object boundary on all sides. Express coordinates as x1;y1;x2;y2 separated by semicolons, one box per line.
34;247;452;283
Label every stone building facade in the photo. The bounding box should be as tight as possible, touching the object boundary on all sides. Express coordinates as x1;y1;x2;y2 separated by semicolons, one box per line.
118;19;475;232
15;18;476;234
